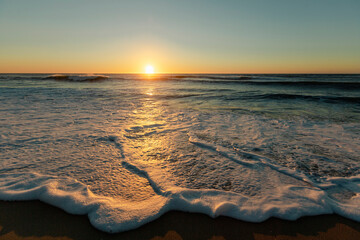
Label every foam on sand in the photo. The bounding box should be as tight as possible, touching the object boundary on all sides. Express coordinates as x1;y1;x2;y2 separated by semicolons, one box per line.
1;167;359;233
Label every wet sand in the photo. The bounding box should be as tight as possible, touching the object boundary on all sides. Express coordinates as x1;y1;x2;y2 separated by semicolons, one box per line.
0;200;360;240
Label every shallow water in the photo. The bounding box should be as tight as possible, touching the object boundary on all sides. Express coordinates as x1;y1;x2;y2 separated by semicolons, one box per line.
1;74;360;232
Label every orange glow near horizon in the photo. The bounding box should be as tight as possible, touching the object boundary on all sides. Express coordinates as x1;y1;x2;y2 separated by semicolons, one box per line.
1;57;360;74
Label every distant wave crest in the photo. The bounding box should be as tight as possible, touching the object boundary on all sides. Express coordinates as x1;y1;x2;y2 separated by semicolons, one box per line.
43;74;109;82
171;75;253;81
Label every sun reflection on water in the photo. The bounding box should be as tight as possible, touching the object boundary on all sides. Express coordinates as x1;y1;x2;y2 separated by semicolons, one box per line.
123;84;172;167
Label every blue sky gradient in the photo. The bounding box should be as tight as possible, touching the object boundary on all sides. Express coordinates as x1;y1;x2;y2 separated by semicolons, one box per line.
0;0;359;73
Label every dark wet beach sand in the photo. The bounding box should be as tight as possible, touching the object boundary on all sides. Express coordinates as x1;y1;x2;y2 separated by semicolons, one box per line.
1;200;360;240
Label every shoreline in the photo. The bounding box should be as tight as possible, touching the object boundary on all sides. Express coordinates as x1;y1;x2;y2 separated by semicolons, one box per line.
1;200;360;240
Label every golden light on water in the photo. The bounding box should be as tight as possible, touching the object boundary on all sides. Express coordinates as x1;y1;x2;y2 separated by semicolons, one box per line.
145;65;155;74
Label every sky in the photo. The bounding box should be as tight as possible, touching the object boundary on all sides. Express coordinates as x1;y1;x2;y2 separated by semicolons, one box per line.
0;0;359;73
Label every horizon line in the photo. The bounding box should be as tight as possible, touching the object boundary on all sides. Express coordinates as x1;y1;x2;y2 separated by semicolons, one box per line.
1;72;359;75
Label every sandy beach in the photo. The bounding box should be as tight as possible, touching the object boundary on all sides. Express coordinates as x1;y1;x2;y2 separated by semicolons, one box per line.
0;200;359;240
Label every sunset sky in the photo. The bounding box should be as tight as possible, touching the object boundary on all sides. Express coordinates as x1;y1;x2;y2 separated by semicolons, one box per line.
0;0;359;73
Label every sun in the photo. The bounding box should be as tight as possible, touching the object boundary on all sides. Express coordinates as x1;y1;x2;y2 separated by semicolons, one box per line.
145;65;155;74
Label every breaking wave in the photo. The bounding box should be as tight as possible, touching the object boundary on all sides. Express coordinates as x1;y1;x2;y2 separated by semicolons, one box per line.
43;74;109;82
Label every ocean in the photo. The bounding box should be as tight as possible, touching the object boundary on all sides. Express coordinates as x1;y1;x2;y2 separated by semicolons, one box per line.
0;73;359;232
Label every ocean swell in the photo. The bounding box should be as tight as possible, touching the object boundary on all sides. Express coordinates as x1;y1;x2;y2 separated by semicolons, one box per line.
43;74;109;82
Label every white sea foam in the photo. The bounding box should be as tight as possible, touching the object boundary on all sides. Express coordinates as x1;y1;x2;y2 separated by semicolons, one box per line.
1;169;359;232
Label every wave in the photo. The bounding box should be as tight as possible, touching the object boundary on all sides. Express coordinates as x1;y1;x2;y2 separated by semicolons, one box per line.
232;93;360;104
179;79;360;89
2;170;359;233
1;127;359;233
0;74;111;82
43;74;109;82
1;74;359;88
149;75;360;90
178;92;360;105
171;75;253;80
238;80;360;89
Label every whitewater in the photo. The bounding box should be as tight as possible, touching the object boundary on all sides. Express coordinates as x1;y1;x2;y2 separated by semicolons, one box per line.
0;74;360;232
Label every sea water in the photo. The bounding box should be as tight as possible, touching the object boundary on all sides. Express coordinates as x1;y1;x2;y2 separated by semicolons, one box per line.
0;74;359;232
